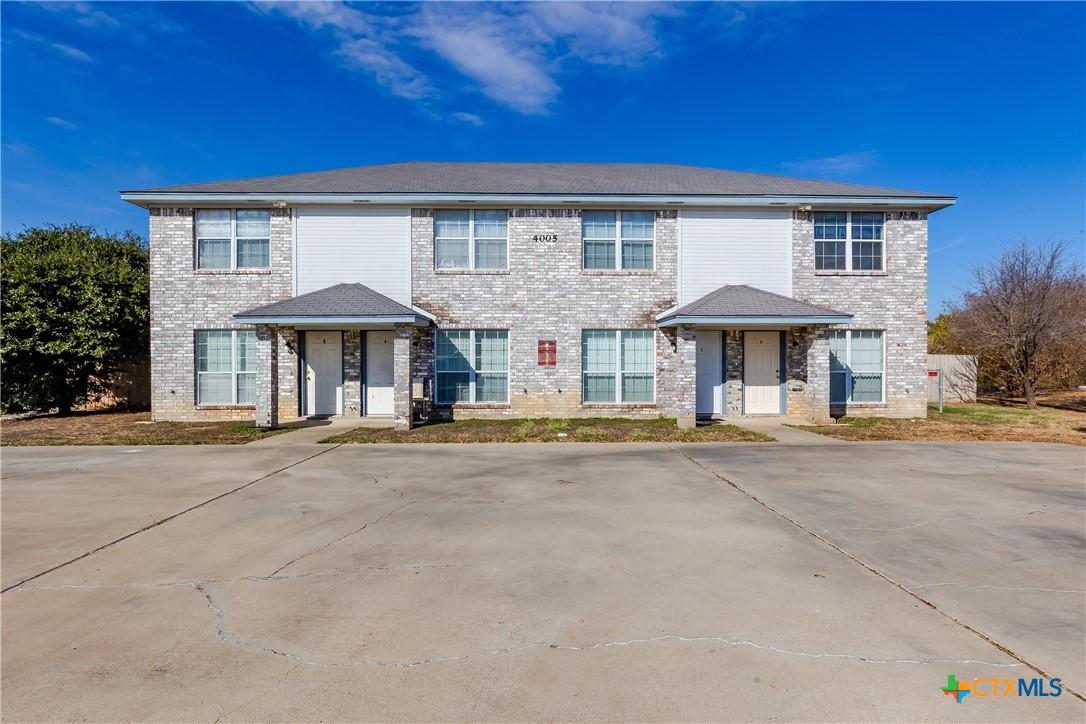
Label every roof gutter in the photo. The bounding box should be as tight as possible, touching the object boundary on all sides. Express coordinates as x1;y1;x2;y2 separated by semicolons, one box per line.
657;314;854;327
233;314;430;326
120;192;956;211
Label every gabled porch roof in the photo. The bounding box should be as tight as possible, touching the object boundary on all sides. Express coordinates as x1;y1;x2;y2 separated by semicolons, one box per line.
234;283;432;326
656;285;853;328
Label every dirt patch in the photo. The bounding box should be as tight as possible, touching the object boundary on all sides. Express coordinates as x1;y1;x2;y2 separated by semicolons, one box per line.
324;417;774;443
0;411;292;446
792;403;1085;446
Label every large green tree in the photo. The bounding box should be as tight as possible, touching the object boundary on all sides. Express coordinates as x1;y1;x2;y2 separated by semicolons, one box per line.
1;224;149;413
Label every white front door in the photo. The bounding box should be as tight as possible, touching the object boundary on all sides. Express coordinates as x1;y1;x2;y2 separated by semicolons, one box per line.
744;331;781;415
696;330;723;416
366;331;395;416
306;333;343;416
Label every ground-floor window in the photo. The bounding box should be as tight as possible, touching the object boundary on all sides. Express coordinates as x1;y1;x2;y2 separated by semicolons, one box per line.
196;330;256;405
435;329;509;404
582;330;655;403
829;330;884;403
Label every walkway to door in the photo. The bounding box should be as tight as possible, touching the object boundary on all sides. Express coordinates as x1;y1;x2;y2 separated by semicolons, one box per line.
246;416;395;446
719;416;844;444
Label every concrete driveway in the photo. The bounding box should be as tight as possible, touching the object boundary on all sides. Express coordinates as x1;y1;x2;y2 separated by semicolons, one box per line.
2;442;1083;722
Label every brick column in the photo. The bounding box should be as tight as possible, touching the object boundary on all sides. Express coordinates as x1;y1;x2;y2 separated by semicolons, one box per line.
675;325;697;428
806;327;831;422
255;324;279;428
393;324;413;431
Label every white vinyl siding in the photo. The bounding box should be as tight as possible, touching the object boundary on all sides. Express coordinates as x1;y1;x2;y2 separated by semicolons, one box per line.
196;210;270;270
295;207;411;303
196;330;255;405
679;209;792;303
582;330;655;403
830;330;885;404
435;330;509;404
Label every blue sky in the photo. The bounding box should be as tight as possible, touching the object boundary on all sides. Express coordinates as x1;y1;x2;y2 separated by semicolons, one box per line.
3;1;1083;315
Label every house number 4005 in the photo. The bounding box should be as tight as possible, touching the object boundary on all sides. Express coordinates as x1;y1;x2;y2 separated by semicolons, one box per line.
532;234;558;243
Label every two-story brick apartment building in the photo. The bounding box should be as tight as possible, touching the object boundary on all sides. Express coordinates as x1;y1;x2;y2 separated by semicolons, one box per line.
121;162;954;429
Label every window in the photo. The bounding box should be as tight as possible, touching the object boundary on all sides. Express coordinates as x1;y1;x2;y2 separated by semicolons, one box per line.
814;212;884;271
582;330;655;403
582;211;655;270
434;210;508;270
196;330;256;405
435;330;508;403
829;330;884;403
196;210;271;270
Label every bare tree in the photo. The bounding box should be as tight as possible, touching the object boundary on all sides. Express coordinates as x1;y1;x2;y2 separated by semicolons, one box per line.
946;238;1086;408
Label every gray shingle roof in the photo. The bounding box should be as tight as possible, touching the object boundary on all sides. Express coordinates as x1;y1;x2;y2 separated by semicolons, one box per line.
125;162;952;199
660;285;852;321
234;283;421;320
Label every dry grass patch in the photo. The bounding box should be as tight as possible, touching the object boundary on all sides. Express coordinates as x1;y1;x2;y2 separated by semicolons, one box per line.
0;411;292;446
792;402;1085;446
323;417;773;443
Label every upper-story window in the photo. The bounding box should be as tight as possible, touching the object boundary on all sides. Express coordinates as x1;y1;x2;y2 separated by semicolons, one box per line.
583;211;654;270
196;210;271;270
434;210;508;270
814;211;884;271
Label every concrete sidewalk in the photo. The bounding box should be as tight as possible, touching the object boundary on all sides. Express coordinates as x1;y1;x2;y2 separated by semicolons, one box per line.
721;416;845;444
247;417;395;446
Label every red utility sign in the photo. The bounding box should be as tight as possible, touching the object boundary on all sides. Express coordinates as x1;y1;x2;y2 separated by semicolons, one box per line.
538;340;557;366
928;370;939;377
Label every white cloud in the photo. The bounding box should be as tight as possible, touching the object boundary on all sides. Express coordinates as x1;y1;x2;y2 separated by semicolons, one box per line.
253;1;434;101
45;116;77;130
253;1;693;115
50;42;94;63
409;6;559;115
780;151;879;178
453;112;483;127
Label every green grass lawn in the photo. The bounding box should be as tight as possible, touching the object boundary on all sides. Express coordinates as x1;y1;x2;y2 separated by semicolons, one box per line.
323;417;774;443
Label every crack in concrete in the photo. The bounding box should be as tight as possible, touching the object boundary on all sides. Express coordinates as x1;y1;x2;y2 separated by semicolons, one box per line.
908;583;1086;594
836;505;1085;533
664;444;1085;702
0;444;345;594
191;583;1022;670
10;562;462;593
269;500;417;577
214;663;300;723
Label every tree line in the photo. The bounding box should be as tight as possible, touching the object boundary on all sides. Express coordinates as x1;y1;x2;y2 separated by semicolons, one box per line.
929;238;1086;408
1;224;149;413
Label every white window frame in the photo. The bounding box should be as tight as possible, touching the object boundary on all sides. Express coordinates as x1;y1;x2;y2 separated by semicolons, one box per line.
195;209;271;270
195;329;256;406
582;210;656;271
581;329;657;404
814;211;884;271
829;329;886;404
434;329;510;404
433;209;509;271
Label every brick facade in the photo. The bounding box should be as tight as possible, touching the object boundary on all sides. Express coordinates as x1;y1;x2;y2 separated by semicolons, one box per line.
148;207;292;421
147;204;931;424
411;208;680;419
792;210;929;418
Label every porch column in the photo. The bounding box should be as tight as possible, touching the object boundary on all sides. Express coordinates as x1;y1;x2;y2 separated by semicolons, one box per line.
675;325;697;428
255;324;279;429
806;327;832;421
392;324;413;431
